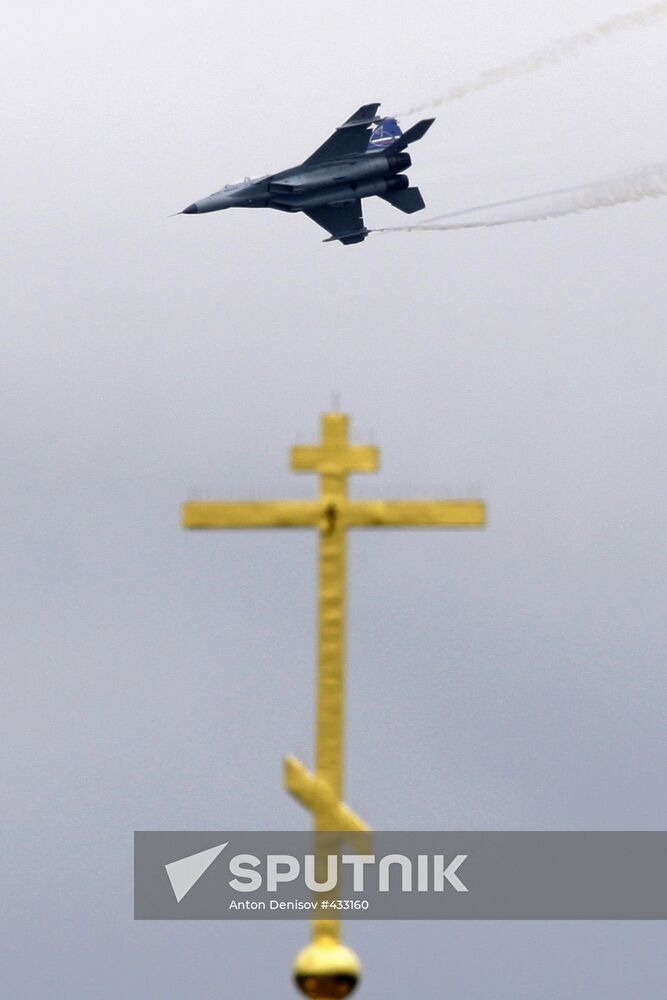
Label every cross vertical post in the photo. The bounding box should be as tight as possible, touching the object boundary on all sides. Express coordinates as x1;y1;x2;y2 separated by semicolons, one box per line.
182;411;486;998
291;413;376;950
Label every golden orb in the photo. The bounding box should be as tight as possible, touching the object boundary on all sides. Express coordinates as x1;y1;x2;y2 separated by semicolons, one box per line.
293;938;361;999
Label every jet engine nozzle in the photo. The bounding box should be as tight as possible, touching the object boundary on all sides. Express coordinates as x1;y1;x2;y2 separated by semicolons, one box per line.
386;152;412;174
386;174;410;193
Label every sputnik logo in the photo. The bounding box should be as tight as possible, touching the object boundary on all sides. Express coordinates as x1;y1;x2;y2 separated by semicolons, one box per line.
165;842;228;902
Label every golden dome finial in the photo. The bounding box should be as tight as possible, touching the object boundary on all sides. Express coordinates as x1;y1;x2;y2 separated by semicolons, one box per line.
293;938;361;999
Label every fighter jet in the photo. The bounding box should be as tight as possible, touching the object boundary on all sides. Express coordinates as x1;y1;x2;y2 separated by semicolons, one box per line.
180;104;434;245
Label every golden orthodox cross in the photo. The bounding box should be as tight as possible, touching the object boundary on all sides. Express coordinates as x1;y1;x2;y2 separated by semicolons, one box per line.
183;411;485;997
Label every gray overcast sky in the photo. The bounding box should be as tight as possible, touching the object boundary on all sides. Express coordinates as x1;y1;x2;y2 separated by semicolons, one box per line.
2;1;666;997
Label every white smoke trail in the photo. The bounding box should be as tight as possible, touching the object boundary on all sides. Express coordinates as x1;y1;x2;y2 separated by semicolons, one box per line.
372;161;667;234
395;3;667;116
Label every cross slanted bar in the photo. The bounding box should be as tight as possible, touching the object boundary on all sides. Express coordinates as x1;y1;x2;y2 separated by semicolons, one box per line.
182;411;486;990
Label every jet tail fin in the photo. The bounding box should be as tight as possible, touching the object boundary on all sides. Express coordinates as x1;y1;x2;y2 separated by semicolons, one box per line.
379;185;426;214
387;118;435;151
340;103;382;128
367;117;402;150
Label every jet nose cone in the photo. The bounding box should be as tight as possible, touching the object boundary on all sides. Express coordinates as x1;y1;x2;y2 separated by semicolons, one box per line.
182;203;199;214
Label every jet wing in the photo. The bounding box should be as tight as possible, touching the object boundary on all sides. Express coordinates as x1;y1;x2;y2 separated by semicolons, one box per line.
304;200;368;245
302;103;381;166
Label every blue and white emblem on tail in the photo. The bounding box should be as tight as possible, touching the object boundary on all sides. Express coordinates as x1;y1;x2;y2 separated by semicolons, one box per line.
367;117;402;150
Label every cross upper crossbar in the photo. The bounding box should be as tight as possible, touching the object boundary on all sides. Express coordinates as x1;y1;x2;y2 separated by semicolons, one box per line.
183;498;485;530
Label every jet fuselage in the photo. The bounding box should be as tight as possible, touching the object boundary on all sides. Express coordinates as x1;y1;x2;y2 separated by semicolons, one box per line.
183;150;412;215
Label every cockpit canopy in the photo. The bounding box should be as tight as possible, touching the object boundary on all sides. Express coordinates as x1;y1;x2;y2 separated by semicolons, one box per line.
207;175;268;199
223;178;250;191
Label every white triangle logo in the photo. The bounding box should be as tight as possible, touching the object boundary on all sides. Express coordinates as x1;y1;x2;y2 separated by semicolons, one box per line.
165;842;228;903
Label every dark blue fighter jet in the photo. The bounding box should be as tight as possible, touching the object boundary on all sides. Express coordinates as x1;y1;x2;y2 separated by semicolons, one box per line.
180;104;434;244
